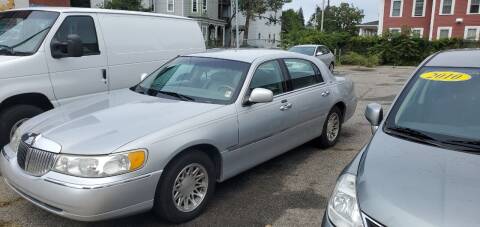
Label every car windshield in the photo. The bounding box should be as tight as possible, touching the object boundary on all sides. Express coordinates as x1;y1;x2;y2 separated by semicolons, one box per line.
289;46;315;56
385;66;480;151
0;10;59;56
132;57;251;105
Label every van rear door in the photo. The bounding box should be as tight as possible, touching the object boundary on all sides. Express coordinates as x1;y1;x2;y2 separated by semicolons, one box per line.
45;13;108;105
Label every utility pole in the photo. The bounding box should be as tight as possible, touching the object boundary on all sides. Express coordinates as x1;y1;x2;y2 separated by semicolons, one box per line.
235;0;240;49
320;0;325;32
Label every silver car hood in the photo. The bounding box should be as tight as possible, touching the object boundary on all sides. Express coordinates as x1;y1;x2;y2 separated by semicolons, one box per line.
22;89;223;155
357;129;480;227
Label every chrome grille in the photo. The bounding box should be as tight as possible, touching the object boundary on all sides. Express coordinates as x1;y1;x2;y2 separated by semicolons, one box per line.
17;141;57;176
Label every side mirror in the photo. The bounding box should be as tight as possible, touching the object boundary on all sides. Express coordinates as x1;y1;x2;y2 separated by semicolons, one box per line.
51;34;83;58
248;88;273;104
140;73;148;81
365;103;384;134
316;52;323;56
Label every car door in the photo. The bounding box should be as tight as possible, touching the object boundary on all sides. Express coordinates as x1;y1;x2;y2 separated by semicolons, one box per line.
281;58;335;140
233;59;295;171
45;14;108;105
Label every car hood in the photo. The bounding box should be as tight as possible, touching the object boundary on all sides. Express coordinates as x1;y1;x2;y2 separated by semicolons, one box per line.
357;129;480;227
0;54;49;79
21;89;224;155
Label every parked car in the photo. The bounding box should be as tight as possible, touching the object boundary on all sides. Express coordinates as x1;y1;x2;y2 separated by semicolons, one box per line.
1;49;357;223
0;8;206;147
288;45;335;72
322;49;480;227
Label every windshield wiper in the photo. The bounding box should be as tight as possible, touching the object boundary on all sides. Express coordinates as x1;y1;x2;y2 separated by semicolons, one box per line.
0;44;14;55
157;91;195;102
387;126;438;141
10;26;52;49
443;140;480;151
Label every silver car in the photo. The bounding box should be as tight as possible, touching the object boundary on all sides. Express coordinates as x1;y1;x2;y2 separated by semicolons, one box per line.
289;45;336;72
323;49;480;227
0;50;357;223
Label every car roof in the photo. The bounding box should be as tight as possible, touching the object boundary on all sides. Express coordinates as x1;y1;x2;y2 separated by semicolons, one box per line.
7;7;191;20
426;49;480;68
187;49;312;63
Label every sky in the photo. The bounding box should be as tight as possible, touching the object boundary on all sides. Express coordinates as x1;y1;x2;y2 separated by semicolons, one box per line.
283;0;379;24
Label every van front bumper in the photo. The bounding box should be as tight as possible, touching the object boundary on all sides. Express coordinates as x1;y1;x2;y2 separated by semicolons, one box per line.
0;145;162;222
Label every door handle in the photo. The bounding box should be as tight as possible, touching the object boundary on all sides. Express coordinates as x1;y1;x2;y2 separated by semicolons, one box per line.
280;103;293;111
321;91;330;97
101;69;107;84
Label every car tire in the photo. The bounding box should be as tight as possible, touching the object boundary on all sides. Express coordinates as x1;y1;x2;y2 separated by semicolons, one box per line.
153;150;216;223
329;63;335;73
316;106;342;148
0;105;44;147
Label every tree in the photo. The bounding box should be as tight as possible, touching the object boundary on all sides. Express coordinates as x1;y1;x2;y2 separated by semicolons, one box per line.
311;3;364;35
238;0;291;41
298;7;305;27
100;0;149;11
281;9;304;34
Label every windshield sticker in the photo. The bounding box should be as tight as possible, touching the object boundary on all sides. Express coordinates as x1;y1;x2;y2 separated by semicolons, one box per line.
420;71;471;82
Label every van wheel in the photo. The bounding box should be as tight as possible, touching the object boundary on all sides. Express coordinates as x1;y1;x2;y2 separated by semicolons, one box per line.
316;107;342;148
153;151;216;223
0;105;44;147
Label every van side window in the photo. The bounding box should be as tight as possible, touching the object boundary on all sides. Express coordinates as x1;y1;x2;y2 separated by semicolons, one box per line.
53;16;100;56
249;60;285;95
284;59;322;90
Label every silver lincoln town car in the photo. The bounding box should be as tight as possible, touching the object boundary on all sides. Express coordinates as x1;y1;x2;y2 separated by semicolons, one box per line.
1;49;357;223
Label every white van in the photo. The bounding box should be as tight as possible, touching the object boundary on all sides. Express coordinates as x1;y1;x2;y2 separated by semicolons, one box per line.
0;7;206;146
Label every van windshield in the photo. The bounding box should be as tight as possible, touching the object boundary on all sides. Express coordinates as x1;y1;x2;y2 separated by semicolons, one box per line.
385;67;480;151
0;10;59;56
132;57;251;105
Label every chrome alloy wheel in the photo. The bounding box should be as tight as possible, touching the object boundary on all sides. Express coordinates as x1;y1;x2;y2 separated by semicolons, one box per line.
326;113;340;142
172;163;209;212
10;118;28;140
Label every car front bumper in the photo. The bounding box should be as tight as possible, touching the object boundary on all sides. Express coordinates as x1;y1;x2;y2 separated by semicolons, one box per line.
0;145;162;222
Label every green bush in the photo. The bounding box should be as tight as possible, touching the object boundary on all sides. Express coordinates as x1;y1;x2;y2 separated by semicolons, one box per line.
282;29;480;66
341;52;380;68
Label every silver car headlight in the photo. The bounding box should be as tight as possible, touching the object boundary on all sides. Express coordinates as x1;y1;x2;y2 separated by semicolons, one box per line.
327;173;363;227
53;149;147;178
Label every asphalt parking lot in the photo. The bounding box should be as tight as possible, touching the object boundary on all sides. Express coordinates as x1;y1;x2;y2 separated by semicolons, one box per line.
0;66;416;227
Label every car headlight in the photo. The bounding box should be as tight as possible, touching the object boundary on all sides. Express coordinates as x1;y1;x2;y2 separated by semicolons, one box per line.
10;129;22;153
327;173;363;227
53;149;147;178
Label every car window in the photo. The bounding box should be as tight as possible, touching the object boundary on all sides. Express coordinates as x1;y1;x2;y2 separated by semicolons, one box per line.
249;60;285;95
284;59;322;90
53;16;99;56
385;67;480;143
136;57;250;105
321;47;330;54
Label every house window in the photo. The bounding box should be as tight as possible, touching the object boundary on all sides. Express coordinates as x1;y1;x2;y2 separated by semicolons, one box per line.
437;27;452;39
413;0;425;16
468;0;480;14
391;0;403;17
192;0;198;12
389;28;401;35
464;26;480;40
202;0;207;11
411;28;424;38
440;0;454;15
258;33;261;40
167;0;174;12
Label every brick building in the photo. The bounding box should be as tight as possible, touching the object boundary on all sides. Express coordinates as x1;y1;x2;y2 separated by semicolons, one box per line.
379;0;480;40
